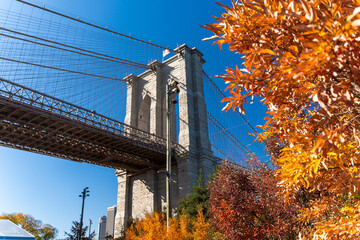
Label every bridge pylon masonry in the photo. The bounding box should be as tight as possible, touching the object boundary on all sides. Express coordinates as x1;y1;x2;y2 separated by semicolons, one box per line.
114;44;217;237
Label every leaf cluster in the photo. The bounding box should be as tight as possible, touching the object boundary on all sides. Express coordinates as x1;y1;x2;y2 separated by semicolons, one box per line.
209;160;300;239
0;213;58;240
205;0;360;237
125;211;214;240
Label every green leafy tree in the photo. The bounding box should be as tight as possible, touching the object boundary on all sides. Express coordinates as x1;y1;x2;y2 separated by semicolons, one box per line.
0;213;58;240
176;171;210;220
64;221;95;240
105;235;113;240
38;224;58;240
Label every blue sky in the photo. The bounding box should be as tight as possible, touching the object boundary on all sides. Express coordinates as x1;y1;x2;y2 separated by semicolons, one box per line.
0;0;268;238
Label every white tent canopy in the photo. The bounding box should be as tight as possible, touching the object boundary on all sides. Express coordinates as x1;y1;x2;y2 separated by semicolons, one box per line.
0;220;35;240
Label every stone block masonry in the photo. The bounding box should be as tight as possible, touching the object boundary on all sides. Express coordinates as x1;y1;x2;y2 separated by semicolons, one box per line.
114;45;218;237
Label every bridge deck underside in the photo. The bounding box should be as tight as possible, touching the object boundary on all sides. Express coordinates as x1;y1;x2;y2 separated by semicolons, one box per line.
0;97;168;171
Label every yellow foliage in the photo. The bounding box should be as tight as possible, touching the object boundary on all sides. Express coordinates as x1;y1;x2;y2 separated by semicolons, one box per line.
191;210;210;240
125;210;212;240
0;213;57;240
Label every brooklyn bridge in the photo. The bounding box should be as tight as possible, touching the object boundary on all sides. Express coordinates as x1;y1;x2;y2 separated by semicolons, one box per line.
0;0;265;236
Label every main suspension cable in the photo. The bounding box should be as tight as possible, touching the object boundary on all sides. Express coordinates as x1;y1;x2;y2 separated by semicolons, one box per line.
16;0;174;52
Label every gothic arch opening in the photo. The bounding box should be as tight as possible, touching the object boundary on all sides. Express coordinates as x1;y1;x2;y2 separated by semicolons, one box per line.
138;94;151;132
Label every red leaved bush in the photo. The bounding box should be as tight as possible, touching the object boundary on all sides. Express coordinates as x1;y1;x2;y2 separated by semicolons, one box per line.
209;160;300;240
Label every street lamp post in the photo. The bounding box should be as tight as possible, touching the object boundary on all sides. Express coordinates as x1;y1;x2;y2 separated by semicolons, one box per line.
88;219;92;240
78;187;90;240
165;79;180;228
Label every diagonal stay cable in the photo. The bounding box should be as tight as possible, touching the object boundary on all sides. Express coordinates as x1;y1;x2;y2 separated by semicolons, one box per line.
0;56;125;81
0;27;149;69
207;111;252;155
210;143;235;163
203;71;258;133
16;0;174;52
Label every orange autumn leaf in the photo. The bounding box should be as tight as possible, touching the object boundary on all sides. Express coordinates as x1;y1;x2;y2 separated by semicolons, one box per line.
205;0;360;238
125;211;213;240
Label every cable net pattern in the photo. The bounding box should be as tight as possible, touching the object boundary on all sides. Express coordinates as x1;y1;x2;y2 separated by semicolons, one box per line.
0;0;266;167
203;72;268;166
0;0;174;121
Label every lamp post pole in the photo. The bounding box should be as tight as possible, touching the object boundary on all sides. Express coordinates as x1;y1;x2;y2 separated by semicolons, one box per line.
78;187;89;240
88;219;92;239
165;83;171;228
165;80;179;228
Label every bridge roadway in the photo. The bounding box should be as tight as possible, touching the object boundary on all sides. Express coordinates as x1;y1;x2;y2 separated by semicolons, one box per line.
0;78;187;171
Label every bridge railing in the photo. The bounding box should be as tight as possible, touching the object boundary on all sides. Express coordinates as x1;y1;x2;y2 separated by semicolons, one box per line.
0;78;187;156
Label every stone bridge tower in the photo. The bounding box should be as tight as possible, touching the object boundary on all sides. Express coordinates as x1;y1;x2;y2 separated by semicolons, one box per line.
114;45;216;236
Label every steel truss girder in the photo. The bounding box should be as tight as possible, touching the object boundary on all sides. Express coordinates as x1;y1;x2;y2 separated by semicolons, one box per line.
0;79;187;171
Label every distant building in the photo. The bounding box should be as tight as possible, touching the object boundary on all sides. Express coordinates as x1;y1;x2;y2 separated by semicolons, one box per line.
105;206;117;237
98;216;106;240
